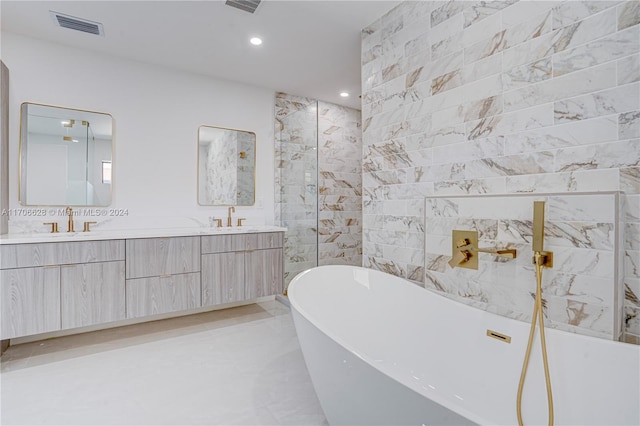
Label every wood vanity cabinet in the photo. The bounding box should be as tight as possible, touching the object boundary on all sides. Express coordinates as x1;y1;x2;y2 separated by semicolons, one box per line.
61;261;125;329
0;266;60;339
0;240;125;339
201;232;284;306
125;237;201;318
0;231;284;342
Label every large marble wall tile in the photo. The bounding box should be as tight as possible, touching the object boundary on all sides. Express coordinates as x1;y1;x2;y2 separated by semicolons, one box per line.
618;1;640;31
552;1;621;30
501;30;558;70
464;1;518;28
552;25;639;77
362;0;636;343
506;169;620;193
433;136;503;164
504;115;618;154
553;6;617;52
617;54;640;85
501;1;560;28
621;167;640;193
554;139;640;172
619;111;640;140
504;62;617;112
503;57;552;91
554;83;640;123
431;2;466;28
465;103;553;141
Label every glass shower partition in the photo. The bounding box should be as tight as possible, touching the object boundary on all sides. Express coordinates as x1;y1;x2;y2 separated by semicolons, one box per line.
275;93;319;289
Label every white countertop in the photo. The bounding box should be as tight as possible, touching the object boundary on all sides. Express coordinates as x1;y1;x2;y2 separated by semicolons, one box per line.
0;226;287;244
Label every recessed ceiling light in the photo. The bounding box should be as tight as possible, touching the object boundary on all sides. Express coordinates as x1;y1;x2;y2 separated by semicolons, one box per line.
340;92;349;97
250;37;263;46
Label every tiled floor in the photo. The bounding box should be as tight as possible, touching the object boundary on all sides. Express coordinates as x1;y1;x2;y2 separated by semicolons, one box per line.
0;301;328;425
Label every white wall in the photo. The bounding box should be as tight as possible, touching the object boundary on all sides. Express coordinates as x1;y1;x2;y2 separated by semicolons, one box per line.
2;32;276;231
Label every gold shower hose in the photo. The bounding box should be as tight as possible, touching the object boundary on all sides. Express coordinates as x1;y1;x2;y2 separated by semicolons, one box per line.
516;251;554;426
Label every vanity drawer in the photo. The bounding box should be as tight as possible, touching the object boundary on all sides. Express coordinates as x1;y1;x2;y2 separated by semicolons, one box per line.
201;232;284;254
0;240;125;269
126;272;201;318
125;236;200;279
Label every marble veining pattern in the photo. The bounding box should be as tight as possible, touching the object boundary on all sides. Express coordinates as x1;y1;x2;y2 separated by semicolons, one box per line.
361;1;638;343
423;193;621;339
276;93;362;285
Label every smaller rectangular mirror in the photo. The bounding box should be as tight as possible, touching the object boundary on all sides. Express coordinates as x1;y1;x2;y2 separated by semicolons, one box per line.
20;102;113;206
198;125;255;206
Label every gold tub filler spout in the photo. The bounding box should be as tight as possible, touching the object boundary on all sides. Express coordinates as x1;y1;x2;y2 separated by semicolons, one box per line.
448;229;517;270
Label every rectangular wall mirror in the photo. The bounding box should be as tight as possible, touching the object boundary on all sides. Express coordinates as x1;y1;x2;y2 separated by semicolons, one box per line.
19;102;113;206
198;125;255;206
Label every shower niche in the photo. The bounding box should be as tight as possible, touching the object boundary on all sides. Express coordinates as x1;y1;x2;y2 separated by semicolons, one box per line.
424;192;625;341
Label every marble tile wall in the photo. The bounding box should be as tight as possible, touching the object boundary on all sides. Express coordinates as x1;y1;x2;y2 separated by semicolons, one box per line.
425;193;623;340
275;93;363;286
361;1;639;342
317;102;363;267
275;93;319;286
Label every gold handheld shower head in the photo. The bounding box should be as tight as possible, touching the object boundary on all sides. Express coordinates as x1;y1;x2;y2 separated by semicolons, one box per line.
532;201;545;253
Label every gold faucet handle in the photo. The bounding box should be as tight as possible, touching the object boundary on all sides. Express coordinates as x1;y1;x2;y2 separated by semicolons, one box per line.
455;238;470;248
237;218;246;227
213;218;223;228
83;221;97;232
448;249;470;268
44;222;59;233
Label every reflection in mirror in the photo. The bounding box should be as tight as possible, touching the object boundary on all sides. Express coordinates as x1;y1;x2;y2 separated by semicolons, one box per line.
198;125;255;206
20;103;113;206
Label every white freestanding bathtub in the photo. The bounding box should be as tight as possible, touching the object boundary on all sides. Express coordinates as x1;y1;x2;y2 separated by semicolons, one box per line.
289;265;640;425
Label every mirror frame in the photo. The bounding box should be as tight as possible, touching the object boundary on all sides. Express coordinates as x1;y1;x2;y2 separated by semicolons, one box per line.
197;124;256;206
19;101;114;206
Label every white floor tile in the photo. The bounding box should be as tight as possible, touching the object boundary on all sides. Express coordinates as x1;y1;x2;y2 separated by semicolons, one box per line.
0;301;327;426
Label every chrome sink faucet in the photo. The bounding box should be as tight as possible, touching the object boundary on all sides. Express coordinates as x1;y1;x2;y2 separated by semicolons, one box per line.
227;206;235;227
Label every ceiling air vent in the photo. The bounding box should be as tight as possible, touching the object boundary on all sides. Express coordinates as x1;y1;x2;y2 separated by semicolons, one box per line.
225;0;261;14
50;11;104;36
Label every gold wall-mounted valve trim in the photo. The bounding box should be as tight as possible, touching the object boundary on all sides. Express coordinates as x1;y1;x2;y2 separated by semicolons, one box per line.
449;229;517;270
450;230;479;270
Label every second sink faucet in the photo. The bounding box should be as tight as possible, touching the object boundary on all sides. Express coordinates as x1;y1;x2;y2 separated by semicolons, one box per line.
227;206;235;227
66;206;75;232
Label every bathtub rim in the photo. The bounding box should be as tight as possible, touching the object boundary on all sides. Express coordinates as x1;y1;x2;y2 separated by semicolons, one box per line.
288;265;640;426
289;265;490;424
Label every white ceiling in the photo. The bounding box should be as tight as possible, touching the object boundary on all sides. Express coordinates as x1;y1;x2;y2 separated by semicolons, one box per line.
0;0;400;110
